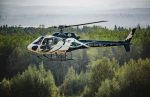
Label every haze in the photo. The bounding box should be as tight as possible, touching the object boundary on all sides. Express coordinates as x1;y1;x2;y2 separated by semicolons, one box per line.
0;0;150;27
1;0;150;10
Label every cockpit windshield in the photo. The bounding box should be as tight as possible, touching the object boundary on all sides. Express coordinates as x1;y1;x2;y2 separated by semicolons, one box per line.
42;37;60;46
33;36;44;45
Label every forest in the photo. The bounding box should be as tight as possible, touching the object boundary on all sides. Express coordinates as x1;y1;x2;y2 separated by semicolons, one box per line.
0;25;150;97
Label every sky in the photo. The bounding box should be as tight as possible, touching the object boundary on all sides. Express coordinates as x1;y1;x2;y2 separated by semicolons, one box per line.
0;0;150;27
1;0;150;10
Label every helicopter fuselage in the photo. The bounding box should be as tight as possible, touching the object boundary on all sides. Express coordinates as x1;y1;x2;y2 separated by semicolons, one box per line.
27;35;88;55
27;28;136;56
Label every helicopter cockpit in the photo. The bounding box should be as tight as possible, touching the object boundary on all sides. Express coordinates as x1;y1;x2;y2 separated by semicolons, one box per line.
42;37;59;46
27;20;109;60
39;36;62;51
33;36;44;45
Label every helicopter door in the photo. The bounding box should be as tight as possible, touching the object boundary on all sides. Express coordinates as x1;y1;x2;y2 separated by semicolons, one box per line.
59;38;73;51
50;38;64;52
40;37;64;52
40;38;53;51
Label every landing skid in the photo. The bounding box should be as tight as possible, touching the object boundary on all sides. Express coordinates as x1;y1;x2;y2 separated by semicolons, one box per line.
37;52;73;61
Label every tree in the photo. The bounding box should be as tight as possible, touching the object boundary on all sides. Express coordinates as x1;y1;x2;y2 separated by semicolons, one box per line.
114;25;117;31
96;79;120;97
82;58;118;97
60;67;88;96
0;78;11;97
10;64;58;97
96;58;150;97
116;59;150;97
141;30;150;58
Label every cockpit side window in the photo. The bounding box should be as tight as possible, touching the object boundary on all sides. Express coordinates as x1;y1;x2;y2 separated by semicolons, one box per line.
33;37;44;45
53;38;58;44
42;38;51;45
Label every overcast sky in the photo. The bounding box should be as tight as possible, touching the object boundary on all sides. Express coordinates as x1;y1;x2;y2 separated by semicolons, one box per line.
0;0;150;27
1;0;150;10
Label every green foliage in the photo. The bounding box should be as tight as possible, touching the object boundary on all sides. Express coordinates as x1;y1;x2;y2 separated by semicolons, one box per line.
141;30;150;58
0;78;11;97
116;58;150;97
0;34;36;79
82;58;118;97
11;64;58;97
0;26;150;81
96;58;150;97
0;26;150;97
60;67;88;96
96;79;120;97
0;64;58;97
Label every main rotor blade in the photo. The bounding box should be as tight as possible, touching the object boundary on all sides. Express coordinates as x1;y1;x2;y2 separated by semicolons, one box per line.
65;20;108;27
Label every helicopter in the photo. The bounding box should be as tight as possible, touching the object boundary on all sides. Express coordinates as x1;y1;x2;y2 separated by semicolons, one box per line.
27;21;136;61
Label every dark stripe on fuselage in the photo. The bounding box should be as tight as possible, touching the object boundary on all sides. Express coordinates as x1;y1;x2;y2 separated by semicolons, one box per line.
80;40;128;47
68;40;129;52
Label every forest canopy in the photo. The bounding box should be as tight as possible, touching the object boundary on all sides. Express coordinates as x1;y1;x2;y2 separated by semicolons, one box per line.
0;25;150;97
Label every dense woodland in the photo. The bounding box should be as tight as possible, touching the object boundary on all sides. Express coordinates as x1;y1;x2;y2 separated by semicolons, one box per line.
0;25;150;97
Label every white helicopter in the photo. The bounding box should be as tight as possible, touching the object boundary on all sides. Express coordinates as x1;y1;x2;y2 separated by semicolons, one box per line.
27;21;136;61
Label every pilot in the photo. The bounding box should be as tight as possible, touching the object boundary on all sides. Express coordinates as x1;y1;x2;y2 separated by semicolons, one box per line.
68;33;72;37
48;39;53;45
45;39;53;49
41;39;53;51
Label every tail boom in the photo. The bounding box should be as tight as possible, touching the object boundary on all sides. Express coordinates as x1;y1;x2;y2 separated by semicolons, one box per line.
70;28;136;52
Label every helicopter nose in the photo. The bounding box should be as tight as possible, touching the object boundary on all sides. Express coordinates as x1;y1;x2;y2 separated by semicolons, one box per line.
27;44;38;52
27;44;32;51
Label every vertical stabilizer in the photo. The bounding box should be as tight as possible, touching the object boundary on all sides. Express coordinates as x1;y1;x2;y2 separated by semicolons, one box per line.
125;28;136;43
124;28;136;52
